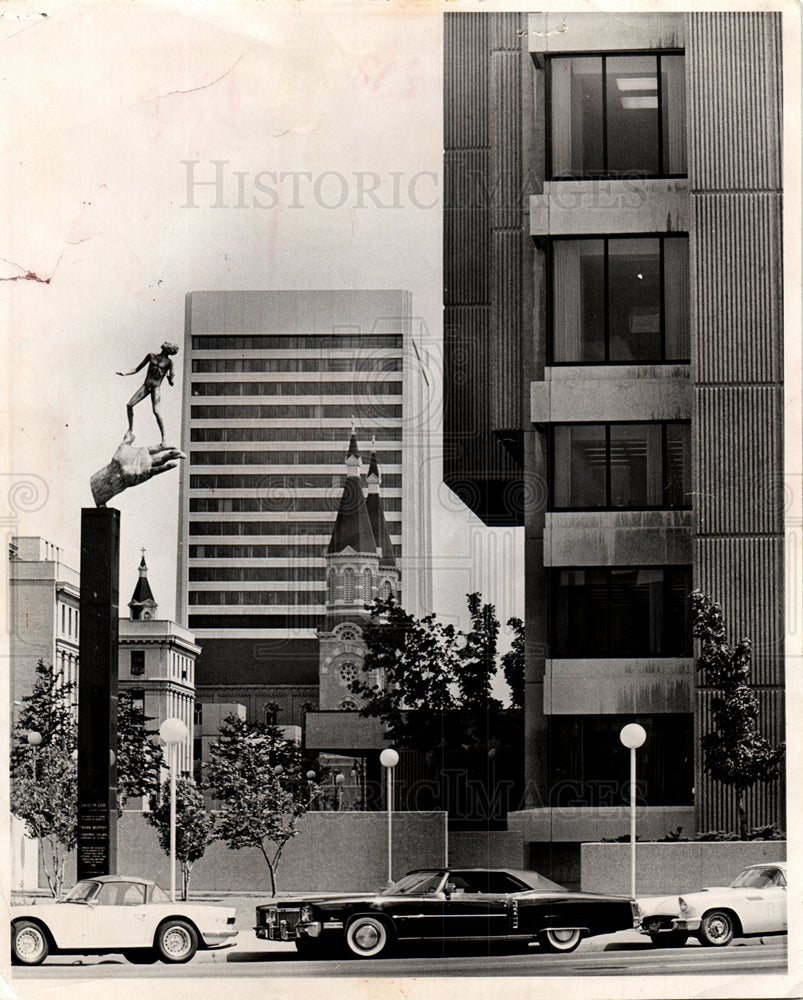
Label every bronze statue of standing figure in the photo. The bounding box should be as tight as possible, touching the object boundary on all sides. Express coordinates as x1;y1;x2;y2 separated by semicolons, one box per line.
90;341;185;507
117;341;179;447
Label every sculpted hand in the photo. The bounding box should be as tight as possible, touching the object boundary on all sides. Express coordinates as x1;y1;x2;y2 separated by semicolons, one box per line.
90;431;186;506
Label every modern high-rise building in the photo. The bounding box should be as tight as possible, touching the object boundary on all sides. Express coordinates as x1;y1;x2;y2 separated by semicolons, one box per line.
444;11;784;880
177;290;432;725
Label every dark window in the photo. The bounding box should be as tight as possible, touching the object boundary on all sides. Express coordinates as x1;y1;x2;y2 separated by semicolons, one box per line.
550;714;693;806
190;381;402;397
189;566;326;582
188;590;323;606
551;566;691;657
191;334;402;350
188;519;400;537
188;542;401;559
548;53;686;178
190;426;401;443
189;473;402;490
551;236;689;363
190;403;403;420
130;650;145;676
188;449;401;466
551;422;691;509
188;613;326;630
190;496;402;514
192;357;402;374
193;703;203;725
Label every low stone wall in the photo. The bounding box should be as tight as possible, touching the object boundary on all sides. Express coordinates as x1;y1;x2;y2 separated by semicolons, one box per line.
581;841;787;896
49;810;447;894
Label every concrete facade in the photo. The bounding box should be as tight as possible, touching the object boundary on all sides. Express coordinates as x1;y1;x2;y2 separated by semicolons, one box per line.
444;11;785;877
582;840;787;896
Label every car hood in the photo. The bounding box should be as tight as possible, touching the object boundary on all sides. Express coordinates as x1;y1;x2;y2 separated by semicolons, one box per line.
257;893;378;910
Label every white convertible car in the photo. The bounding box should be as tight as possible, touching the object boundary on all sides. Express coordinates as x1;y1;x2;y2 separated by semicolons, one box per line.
635;862;787;947
11;875;237;965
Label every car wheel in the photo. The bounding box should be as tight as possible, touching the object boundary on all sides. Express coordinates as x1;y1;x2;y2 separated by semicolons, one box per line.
649;930;689;948
344;915;394;958
698;910;735;947
124;948;158;964
155;919;199;963
12;921;50;966
539;928;583;953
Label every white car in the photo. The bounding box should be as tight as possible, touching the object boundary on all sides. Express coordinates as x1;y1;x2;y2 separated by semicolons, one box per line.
11;875;238;965
635;862;787;947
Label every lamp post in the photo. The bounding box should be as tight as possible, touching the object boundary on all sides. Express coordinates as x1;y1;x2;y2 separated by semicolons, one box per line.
306;770;317;808
27;731;42;781
160;717;188;902
335;771;345;811
379;748;399;884
619;723;647;899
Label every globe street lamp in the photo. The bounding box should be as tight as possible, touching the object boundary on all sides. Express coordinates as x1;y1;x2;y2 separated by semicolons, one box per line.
306;770;317;807
335;771;345;811
379;748;399;884
27;731;42;781
160;717;188;902
619;723;647;899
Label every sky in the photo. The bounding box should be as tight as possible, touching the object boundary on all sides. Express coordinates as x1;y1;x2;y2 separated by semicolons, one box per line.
2;0;525;650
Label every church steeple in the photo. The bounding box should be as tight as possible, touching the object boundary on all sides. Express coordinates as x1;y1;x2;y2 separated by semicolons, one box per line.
129;549;158;621
327;429;377;557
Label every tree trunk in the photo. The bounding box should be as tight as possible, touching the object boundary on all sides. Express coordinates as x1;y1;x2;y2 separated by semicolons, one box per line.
737;789;748;840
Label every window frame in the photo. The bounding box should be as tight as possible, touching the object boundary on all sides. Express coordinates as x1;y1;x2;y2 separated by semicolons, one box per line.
549;420;691;511
547;233;689;365
546;50;687;181
549;564;692;658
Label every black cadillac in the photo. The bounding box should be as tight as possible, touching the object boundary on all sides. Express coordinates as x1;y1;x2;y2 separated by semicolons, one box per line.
255;867;635;958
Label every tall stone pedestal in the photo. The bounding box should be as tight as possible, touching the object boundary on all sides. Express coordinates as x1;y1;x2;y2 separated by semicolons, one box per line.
77;507;120;879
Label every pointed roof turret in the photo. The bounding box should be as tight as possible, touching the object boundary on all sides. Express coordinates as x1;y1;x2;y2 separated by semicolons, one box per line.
327;432;377;555
129;549;158;620
365;442;397;568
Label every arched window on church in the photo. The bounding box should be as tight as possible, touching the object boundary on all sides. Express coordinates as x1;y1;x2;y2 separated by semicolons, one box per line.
362;568;372;602
381;579;393;600
343;567;355;603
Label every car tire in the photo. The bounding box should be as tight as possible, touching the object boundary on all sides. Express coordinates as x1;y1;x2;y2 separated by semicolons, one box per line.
124;948;158;964
649;930;689;948
539;928;583;954
155;919;199;963
698;910;735;947
344;915;394;958
12;921;49;966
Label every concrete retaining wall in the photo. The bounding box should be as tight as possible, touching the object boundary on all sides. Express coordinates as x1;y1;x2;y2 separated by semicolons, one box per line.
581;841;787;896
49;810;447;894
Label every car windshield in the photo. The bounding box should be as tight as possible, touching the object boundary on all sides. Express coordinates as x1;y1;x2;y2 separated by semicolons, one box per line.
730;867;784;889
62;881;100;903
381;871;445;896
151;884;170;902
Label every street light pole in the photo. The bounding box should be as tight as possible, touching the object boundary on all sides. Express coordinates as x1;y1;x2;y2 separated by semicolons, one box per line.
160;718;188;902
379;748;399;884
619;723;647;899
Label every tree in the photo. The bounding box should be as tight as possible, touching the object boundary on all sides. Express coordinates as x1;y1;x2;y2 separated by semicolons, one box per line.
116;691;163;814
204;715;313;896
692;590;785;839
500;617;525;710
350;595;463;753
146;777;214;899
10;660;77;897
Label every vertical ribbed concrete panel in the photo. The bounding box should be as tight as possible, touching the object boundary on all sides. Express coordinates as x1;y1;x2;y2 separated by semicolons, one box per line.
444;12;531;523
692;194;783;384
687;12;782;191
688;11;785;833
